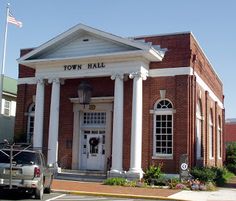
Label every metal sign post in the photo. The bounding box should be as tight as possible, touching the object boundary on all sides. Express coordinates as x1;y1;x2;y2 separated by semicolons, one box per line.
179;154;191;181
9;143;14;189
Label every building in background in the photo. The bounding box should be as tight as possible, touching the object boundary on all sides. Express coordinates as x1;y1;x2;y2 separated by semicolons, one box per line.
225;118;236;145
0;76;17;143
15;24;224;179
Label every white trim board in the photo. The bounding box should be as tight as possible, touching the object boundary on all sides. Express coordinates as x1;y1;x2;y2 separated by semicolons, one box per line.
18;77;36;85
195;72;223;109
149;67;193;77
18;66;224;109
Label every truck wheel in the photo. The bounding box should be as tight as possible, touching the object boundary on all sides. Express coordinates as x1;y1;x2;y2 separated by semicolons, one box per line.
44;186;51;194
35;185;43;200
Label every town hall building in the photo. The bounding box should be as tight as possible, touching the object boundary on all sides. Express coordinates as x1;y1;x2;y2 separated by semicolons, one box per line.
15;24;224;179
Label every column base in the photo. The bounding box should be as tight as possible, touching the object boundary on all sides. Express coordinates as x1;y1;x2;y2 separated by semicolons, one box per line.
107;169;125;178
126;168;144;180
107;168;144;180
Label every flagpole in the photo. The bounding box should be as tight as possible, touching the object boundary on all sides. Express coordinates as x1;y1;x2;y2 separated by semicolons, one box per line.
0;3;10;113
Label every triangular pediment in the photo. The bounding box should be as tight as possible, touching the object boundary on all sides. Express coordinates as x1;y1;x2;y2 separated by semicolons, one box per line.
33;30;139;60
18;24;164;66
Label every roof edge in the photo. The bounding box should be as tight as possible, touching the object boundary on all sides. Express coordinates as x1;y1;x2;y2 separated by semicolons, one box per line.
190;32;223;85
132;31;192;39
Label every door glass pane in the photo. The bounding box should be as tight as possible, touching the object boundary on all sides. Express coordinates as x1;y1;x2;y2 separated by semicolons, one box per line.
90;144;98;154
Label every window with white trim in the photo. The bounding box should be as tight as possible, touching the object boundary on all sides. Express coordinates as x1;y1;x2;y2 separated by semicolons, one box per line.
217;116;222;159
209;110;214;159
3;100;11;116
196;100;203;159
27;103;35;143
83;112;106;126
153;99;173;158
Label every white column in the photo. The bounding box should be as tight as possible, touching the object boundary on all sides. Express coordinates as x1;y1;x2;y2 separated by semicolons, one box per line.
110;74;124;175
128;71;147;179
33;78;45;150
47;78;61;166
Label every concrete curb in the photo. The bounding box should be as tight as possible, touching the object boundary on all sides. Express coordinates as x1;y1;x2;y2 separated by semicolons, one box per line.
52;189;188;201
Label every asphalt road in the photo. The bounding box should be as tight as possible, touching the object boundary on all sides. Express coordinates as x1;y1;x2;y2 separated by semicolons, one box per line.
0;192;174;201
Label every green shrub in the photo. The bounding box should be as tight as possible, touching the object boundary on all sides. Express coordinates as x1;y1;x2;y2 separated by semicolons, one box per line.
103;177;138;187
226;142;236;161
103;177;127;186
143;164;164;185
168;178;180;189
190;166;234;186
226;163;236;175
211;167;228;186
226;142;236;174
123;180;137;187
225;142;236;174
190;167;216;182
206;182;216;191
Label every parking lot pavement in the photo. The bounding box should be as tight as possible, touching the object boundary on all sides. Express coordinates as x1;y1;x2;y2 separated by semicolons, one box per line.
0;192;63;201
0;191;180;201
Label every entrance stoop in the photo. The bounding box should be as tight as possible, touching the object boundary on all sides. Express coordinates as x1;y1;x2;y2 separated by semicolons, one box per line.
55;169;107;182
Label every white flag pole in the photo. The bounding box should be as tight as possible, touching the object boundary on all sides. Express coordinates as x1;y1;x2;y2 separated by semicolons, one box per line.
0;3;10;113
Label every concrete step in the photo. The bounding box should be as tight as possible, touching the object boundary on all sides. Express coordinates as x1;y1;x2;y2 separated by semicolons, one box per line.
55;169;107;182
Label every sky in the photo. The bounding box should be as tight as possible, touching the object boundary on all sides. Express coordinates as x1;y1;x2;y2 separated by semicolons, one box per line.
0;0;235;118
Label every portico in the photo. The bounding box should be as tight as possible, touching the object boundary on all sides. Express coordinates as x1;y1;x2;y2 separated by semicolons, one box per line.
31;65;152;178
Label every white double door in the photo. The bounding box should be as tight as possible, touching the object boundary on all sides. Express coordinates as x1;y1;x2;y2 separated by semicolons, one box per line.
81;129;106;171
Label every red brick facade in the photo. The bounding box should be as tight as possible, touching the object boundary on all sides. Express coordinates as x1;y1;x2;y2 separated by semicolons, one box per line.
15;30;224;174
225;119;236;143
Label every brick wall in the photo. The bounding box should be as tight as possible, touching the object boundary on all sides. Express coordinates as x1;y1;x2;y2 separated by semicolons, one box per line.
136;33;191;69
14;84;36;142
225;122;236;142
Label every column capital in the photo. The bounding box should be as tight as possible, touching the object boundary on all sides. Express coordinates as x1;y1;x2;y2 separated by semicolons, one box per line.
48;77;64;84
36;78;45;84
111;73;124;81
129;71;147;80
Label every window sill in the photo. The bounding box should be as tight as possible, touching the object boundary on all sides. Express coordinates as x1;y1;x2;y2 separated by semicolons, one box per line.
152;155;173;160
1;114;11;118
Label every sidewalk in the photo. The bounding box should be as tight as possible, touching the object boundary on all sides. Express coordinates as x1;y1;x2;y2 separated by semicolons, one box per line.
52;178;236;201
52;179;182;200
169;188;236;201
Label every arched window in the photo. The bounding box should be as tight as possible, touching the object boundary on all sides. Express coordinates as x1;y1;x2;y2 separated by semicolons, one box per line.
153;99;174;158
156;100;173;109
217;116;222;159
27;103;35;144
196;100;203;159
209;109;214;159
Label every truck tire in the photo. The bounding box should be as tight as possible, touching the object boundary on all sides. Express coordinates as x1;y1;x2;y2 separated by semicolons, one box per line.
35;185;43;200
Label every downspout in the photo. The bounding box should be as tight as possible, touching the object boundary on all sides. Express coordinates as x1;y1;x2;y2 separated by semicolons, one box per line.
192;54;197;167
215;101;218;166
222;97;225;163
188;53;197;168
205;91;209;166
188;74;192;167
